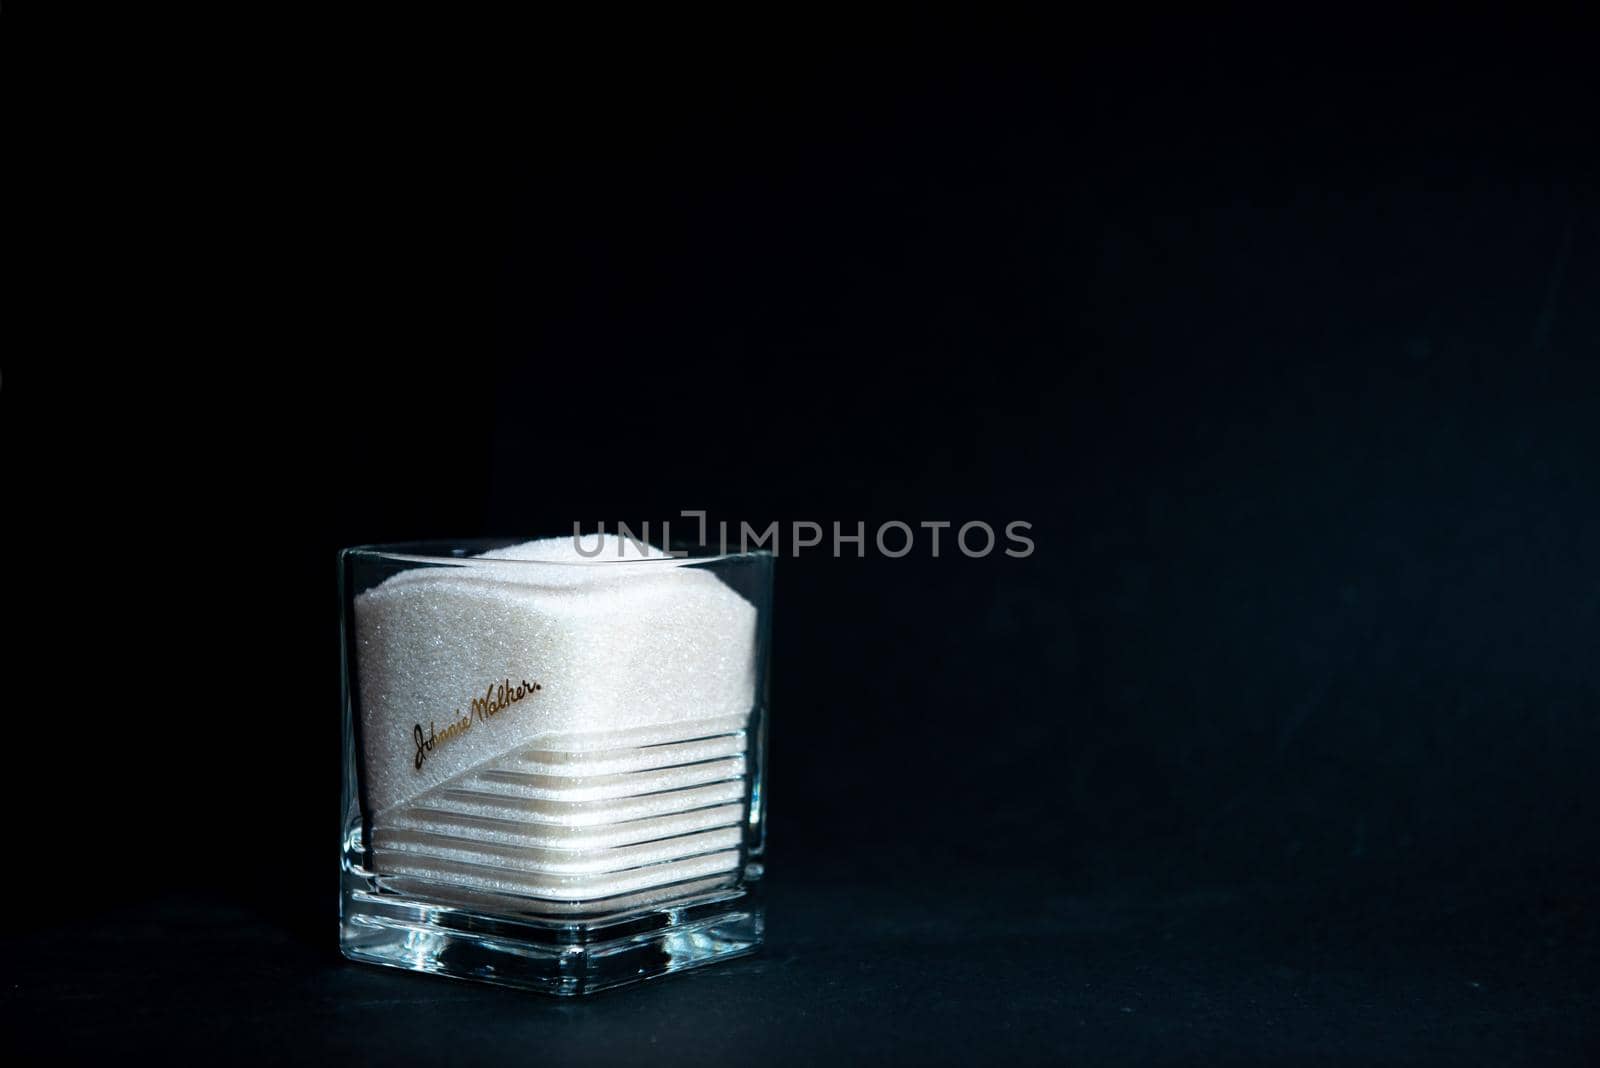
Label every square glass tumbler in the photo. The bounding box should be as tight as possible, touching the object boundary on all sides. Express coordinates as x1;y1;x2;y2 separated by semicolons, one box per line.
339;537;773;994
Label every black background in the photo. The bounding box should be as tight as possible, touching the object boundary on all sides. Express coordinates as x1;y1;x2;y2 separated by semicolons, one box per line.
8;14;1600;1063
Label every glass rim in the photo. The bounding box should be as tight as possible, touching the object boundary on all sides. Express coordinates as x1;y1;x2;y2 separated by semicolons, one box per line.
340;536;774;568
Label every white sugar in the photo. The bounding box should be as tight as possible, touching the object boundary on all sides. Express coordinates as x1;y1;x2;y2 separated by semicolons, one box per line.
353;535;758;909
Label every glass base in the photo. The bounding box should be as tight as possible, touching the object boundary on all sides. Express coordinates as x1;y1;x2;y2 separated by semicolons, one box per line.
340;879;763;996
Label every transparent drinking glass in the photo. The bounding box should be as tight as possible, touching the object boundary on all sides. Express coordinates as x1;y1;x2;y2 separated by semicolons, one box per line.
339;537;773;994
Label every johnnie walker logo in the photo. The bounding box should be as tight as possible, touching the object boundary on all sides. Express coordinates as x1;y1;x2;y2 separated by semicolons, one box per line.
413;677;542;771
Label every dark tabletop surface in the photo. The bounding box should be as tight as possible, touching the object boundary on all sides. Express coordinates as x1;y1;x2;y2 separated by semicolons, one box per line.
10;854;1597;1065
